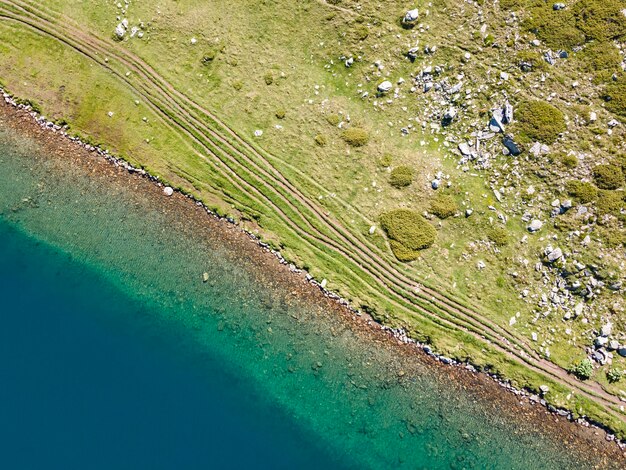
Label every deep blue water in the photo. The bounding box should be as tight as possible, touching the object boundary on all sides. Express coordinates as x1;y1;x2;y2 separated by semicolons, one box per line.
0;220;345;470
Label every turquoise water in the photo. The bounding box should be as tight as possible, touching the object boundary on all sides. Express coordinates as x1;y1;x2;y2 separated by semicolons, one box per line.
0;125;609;468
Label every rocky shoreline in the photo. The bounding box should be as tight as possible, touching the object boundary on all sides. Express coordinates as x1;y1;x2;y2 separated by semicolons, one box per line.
1;88;625;462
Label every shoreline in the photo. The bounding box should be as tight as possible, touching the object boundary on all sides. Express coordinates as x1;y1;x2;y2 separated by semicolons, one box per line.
2;89;625;461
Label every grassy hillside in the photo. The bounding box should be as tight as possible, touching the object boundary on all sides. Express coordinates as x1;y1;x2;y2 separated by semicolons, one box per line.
1;0;626;435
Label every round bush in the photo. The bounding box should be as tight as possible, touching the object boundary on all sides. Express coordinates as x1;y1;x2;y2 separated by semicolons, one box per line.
314;134;327;146
578;41;622;73
593;164;624;189
341;127;369;147
596;190;624;215
515;100;566;144
429;194;457;219
603;78;626;119
572;0;626;42
275;109;286;119
389;166;414;188
379;153;393;168
487;226;509;247
326;114;341;126
380;209;437;261
566;180;598;203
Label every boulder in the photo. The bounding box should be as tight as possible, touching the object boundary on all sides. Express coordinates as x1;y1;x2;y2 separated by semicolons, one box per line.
163;186;174;196
431;179;441;190
553;3;566;10
458;142;472;156
601;322;613;337
403;8;419;24
547;247;563;262
618;347;626;358
502;135;521;156
503;102;514;124
377;80;393;93
528;219;543;232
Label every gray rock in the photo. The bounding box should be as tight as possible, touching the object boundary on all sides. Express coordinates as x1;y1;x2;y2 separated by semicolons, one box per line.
539;385;550;394
528;219;543;232
618;347;626;358
595;336;608;347
115;23;126;39
163;186;174;196
609;340;620;351
502;135;521;156
458;142;472;156
553;3;566;10
407;47;419;60
465;209;473;217
561;199;572;210
403;8;419;23
431;179;441;190
601;323;612;337
377;80;393;93
503;102;514;123
547;247;563;262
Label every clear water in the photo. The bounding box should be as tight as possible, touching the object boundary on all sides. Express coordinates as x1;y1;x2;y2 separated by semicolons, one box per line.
0;125;605;469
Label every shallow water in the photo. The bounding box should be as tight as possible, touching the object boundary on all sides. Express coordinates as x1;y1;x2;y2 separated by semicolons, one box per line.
0;125;602;468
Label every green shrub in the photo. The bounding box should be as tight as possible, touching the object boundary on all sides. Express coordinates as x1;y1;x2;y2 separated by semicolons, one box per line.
275;109;286;119
566;180;598;203
315;134;327;146
232;80;243;91
380;209;437;261
429;194;457;219
607;368;623;384
379;153;393;167
264;72;274;85
353;24;369;41
341;127;369;147
596;190;624;215
389;166;415;188
578;41;622;73
524;6;585;49
326;114;341;126
593;164;624;189
558;153;579;168
516;51;549;73
514;100;566;144
572;0;626;42
597;226;626;247
571;358;594;380
487;226;509;246
603;78;626;119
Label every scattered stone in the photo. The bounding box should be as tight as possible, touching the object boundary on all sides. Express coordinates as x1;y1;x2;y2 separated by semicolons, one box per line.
163;186;174;196
202;272;209;283
465;209;473;217
596;336;609;347
553;3;566;10
500;71;510;81
589;111;597;122
609;340;620;351
618;347;626;358
431;179;441;190
254;129;263;137
369;225;376;235
539;384;550;394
